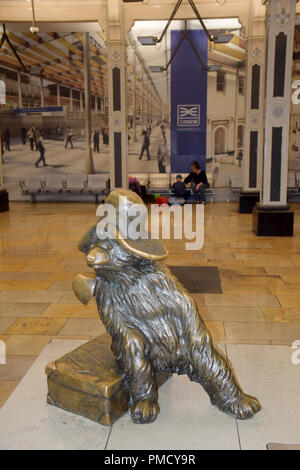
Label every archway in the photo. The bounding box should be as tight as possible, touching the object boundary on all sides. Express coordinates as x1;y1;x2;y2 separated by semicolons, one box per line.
237;124;245;148
214;126;227;155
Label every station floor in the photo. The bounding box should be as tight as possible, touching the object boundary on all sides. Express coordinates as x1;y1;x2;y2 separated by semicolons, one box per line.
1;201;300;411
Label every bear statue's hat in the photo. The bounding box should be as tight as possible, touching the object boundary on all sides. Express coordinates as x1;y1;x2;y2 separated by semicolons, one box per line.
97;189;168;261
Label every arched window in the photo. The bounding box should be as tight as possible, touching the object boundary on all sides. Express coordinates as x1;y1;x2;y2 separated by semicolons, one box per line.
237;125;244;147
214;126;226;155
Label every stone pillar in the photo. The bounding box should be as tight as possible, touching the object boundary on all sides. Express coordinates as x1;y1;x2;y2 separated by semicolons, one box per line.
133;49;137;142
83;32;95;174
80;91;83;112
40;76;45;108
239;0;266;213
107;0;128;189
17;71;22;108
57;84;61;107
141;67;144;129
253;0;296;235
70;87;73;113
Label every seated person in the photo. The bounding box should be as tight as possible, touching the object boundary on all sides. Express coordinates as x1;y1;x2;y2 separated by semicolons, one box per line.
184;161;209;204
172;175;186;198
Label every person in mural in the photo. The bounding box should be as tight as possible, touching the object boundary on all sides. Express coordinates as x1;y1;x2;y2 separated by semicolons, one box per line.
34;127;41;151
35;134;47;168
157;141;169;173
27;127;35;151
212;157;220;187
102;127;109;146
93;130;100;153
172;175;186;198
21;127;27;145
184;161;209;204
160;121;167;144
237;150;243;167
139;129;151;161
3;128;10;151
65;126;74;149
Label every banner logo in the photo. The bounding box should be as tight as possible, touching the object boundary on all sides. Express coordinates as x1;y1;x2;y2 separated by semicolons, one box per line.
177;104;200;127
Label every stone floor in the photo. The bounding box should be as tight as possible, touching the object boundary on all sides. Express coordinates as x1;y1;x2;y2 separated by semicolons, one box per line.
1;201;300;410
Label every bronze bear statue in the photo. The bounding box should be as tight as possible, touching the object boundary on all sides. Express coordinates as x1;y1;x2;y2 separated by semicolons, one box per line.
73;190;261;424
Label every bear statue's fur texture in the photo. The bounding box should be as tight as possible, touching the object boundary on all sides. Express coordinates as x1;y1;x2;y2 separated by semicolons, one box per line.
75;225;261;424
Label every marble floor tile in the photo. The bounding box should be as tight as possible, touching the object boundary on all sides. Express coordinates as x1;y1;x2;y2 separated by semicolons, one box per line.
0;318;18;334
41;303;99;319
0;281;53;291
205;294;280;308
107;375;239;450
200;307;265;322
0;356;36;381
221;284;272;295
0;382;18;409
0;291;65;304
47;281;74;292
0;272;50;281
0;302;49;317
5;335;51;356
227;345;300;450
205;321;225;340
262;308;300;323
277;295;300;307
57;292;87;304
5;318;67;336
224;321;300;343
190;294;205;307
59;318;106;337
0;340;111;450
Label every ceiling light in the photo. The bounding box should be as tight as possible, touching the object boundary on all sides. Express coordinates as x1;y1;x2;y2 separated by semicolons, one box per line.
138;36;158;46
149;66;164;73
207;65;222;72
213;34;234;44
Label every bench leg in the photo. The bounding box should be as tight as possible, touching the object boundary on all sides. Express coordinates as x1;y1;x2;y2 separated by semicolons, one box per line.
31;194;37;204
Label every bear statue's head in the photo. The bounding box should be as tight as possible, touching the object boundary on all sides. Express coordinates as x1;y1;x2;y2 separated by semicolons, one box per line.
78;226;148;274
78;190;168;277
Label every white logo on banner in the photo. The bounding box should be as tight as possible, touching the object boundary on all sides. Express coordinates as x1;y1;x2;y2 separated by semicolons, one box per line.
177;104;200;127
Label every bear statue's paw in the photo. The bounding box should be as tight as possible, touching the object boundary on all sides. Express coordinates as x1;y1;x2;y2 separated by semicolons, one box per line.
130;399;160;424
224;393;261;420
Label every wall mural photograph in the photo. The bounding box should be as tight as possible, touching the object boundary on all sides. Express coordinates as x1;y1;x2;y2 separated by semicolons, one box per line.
0;24;109;200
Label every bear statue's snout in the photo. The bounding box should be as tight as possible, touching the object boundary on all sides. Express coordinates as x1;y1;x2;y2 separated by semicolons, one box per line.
86;247;110;267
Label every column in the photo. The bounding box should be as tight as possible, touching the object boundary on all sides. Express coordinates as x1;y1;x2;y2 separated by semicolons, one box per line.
146;78;150;123
107;0;128;189
57;84;61;107
253;0;296;236
70;87;73;112
95;95;98;113
141;67;144;129
239;0;266;213
84;32;95;174
17;71;22;108
40;76;45;108
80;91;83;112
133;49;137;141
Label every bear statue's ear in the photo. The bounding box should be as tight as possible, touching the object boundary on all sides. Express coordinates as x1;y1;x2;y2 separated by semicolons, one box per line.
78;226;98;254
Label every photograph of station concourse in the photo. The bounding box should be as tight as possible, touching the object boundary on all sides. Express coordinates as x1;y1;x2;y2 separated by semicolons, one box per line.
1;0;300;452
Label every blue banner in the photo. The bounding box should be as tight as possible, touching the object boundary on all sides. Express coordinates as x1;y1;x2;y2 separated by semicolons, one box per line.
171;30;207;173
13;106;63;114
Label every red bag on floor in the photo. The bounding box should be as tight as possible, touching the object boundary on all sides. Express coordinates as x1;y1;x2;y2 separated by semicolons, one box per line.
155;196;169;206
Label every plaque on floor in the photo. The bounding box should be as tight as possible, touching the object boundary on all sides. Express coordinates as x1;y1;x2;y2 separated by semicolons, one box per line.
168;266;222;294
46;334;169;426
